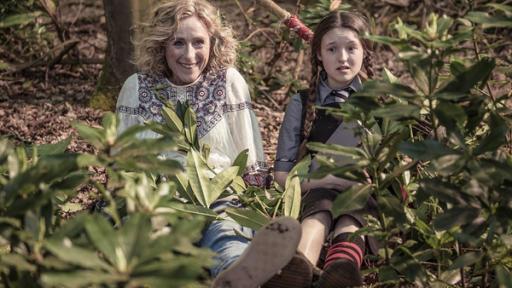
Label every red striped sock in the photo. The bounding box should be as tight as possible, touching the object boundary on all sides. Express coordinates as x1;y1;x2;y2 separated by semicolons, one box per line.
324;233;365;269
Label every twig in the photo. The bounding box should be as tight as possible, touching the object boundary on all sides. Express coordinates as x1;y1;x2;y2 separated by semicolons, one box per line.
5;39;79;74
243;28;277;42
234;0;254;29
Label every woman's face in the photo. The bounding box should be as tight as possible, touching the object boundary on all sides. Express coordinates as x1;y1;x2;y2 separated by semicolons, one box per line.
165;16;211;85
317;27;364;89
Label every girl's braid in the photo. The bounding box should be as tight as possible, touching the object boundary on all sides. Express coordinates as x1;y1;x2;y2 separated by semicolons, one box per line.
297;57;321;160
363;50;374;79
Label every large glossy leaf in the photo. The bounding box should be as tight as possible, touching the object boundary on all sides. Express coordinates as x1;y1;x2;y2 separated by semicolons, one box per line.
209;166;239;205
44;238;111;270
84;215;117;266
355;80;418;99
119;214;151;269
496;265;512;288
0;12;42;28
0;253;37;272
399;140;456;161
474;113;507;155
432;154;466;176
307;142;365;159
448;251;483;270
419;179;467;205
283;156;311;218
165;202;217;218
186;150;211;207
4;154;80;211
184;108;198;147
26;136;71;156
225;207;269;230
41;271;124;288
371;104;420;120
74;122;105;150
161;106;184;133
466;11;512;29
439;58;495;93
433;206;480;231
332;184;371;217
232;149;249;176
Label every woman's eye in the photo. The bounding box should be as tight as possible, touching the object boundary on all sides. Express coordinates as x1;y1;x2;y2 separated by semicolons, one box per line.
194;40;205;48
173;40;184;47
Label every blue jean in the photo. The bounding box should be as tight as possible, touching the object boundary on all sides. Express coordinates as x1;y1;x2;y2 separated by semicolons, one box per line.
199;198;255;277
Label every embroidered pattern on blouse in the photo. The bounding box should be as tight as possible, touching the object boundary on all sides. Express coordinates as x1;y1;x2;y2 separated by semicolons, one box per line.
117;69;253;138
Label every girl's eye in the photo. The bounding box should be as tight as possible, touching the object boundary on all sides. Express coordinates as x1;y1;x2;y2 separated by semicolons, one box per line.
328;47;336;53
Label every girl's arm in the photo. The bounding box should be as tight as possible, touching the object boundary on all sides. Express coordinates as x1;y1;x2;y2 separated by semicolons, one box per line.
275;171;356;193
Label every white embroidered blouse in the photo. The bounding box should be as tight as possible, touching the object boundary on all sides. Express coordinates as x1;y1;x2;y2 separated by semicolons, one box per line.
116;67;267;174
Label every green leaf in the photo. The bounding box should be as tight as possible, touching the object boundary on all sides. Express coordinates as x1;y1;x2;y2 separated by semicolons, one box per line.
209;167;239;204
0;12;43;28
307;142;364;159
382;68;399;83
102;112;117;145
419;179;467;205
283;156;310;218
186;150;211;207
44;238;111;270
399;140;456;161
356;80;418;99
371;104;420;120
0;253;37;272
433;207;480;231
466;11;512;29
165;202;217;218
119;214;151;267
232;149;249;176
487;4;512;16
184;108;197;147
432;154;466;176
378;265;400;282
474;113;507;155
448;251;482;270
225;207;269;230
42;271;124;287
496;266;512;288
440;58;495;93
114;123;150;148
26;136;71;156
332;184;371;217
84;215;117;266
74;122;105;150
162;106;184;133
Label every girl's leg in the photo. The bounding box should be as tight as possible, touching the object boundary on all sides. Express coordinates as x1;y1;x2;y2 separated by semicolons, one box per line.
298;211;332;265
262;212;330;288
319;215;365;287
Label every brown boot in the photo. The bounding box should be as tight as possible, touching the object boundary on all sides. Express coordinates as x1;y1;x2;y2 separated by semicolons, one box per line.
263;252;313;288
212;217;302;288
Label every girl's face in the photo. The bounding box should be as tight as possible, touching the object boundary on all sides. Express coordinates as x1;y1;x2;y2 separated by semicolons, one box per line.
317;27;364;89
165;16;211;85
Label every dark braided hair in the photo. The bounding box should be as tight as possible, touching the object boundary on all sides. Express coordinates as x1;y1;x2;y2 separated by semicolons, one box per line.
297;11;374;160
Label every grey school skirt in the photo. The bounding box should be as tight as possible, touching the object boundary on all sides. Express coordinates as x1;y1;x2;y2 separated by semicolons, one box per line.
300;188;379;256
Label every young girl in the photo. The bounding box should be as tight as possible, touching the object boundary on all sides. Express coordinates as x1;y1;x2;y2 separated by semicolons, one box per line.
272;11;378;288
115;1;301;287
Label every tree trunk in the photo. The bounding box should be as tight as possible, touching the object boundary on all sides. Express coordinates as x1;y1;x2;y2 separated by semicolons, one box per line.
90;0;152;111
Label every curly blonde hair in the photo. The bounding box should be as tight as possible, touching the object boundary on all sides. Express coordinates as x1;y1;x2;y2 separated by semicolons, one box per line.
134;0;238;76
